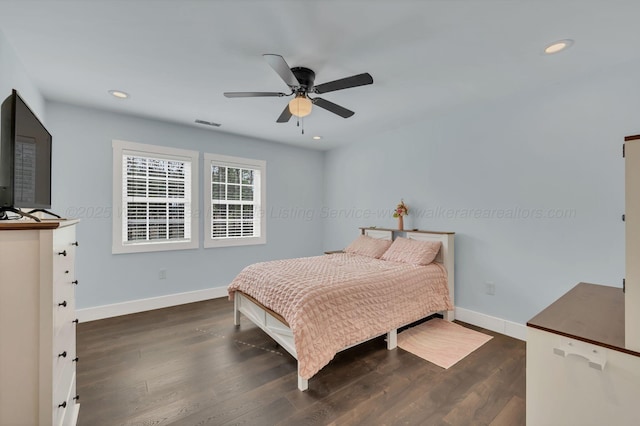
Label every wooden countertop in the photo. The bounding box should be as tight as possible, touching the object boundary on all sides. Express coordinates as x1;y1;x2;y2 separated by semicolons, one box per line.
527;282;639;357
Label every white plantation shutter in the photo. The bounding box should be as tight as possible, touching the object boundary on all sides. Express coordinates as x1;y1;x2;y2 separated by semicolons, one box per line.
112;140;199;254
122;154;191;244
211;165;259;239
205;154;266;248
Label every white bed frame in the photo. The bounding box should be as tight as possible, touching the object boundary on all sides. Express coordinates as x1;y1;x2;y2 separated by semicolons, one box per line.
233;228;455;391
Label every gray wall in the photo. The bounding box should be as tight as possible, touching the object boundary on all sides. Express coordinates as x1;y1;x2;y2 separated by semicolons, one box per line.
0;30;44;120
323;61;640;324
46;102;325;309
3;27;639;325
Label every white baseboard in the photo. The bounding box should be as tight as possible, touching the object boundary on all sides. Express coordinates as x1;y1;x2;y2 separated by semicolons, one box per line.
76;287;228;323
455;307;527;341
77;290;528;342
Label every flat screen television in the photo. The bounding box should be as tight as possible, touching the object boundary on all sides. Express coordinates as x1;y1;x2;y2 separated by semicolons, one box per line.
0;89;53;220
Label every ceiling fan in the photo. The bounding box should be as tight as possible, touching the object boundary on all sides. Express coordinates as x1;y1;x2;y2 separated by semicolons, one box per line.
224;54;373;123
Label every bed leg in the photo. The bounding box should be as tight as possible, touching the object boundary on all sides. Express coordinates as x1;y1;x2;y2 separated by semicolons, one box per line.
297;369;309;391
387;329;397;350
233;296;241;326
443;310;455;322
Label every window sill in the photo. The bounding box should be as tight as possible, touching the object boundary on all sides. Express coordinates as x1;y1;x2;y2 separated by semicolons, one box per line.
112;240;199;254
204;236;266;249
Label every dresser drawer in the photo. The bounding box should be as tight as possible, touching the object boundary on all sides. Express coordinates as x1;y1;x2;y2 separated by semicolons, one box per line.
53;250;75;281
53;324;76;384
52;254;76;306
54;293;76;339
53;370;77;426
53;276;75;310
53;263;76;301
52;225;77;257
52;252;76;298
53;355;74;404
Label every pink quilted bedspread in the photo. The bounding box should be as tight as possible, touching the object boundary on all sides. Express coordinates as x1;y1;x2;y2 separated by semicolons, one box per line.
227;253;453;379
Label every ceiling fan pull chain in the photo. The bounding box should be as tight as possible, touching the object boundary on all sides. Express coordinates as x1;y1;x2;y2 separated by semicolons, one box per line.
301;117;305;135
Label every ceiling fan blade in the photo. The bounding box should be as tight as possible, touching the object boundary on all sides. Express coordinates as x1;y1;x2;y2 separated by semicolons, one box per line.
224;91;287;98
313;73;373;94
276;104;292;123
312;98;355;118
263;54;300;88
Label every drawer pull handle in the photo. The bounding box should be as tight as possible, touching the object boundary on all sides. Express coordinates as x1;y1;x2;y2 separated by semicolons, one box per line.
72;241;79;246
58;401;67;408
58;301;67;307
58;250;67;257
72;319;79;324
73;395;80;402
58;351;67;358
553;339;607;370
65;270;69;274
73;357;79;363
72;280;79;285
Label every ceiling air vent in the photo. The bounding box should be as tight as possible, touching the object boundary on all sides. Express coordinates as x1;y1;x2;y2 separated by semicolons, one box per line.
195;119;221;127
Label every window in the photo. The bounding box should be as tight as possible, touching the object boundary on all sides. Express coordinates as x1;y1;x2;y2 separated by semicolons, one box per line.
112;140;199;253
204;153;266;248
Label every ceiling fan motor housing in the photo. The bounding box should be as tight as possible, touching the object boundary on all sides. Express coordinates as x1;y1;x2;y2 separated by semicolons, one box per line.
291;67;315;92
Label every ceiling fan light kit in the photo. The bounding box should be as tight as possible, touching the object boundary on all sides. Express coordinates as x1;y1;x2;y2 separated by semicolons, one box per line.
223;54;373;128
289;93;312;117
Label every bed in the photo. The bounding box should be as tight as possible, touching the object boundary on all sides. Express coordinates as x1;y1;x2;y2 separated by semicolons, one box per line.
227;228;455;391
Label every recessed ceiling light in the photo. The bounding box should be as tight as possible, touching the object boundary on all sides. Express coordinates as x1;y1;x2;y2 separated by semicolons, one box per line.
544;39;574;55
108;90;129;99
312;136;322;140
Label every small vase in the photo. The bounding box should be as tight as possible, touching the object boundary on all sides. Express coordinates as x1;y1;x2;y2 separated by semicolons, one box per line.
398;216;404;231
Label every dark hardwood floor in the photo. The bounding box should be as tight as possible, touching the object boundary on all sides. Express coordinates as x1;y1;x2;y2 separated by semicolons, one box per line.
76;298;525;426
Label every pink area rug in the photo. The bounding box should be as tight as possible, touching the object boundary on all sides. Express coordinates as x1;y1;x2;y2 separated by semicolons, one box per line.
397;318;493;369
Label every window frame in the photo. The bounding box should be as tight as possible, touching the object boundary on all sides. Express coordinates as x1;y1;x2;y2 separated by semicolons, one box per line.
112;139;199;254
204;153;266;248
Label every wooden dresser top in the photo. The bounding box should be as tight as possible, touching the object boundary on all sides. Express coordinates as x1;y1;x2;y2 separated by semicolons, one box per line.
0;219;78;230
527;282;639;357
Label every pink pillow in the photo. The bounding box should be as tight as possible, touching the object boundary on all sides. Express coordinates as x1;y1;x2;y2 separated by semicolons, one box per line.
380;237;441;265
344;235;393;259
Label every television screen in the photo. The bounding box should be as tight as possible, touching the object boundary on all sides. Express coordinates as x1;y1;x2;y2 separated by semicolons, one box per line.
0;89;52;210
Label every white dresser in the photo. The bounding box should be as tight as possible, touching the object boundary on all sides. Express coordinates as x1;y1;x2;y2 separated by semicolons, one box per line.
0;220;80;426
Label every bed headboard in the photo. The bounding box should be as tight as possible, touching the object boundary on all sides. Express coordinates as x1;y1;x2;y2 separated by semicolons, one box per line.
362;227;455;320
362;228;393;240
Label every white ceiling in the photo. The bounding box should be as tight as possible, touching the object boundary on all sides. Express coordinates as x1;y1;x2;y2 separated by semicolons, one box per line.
1;1;639;150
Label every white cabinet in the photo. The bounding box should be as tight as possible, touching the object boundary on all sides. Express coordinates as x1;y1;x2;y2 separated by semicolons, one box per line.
527;327;640;425
625;135;640;351
526;283;640;426
526;134;640;424
0;220;80;426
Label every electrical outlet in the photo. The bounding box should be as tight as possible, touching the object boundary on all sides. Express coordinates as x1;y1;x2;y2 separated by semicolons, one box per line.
485;282;495;295
159;269;167;280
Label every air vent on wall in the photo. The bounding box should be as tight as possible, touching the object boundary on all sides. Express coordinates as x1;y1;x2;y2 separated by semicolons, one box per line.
195;119;221;127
